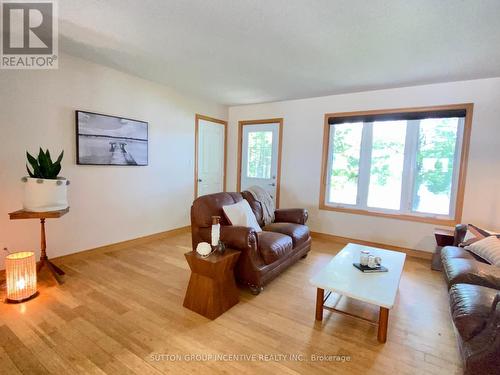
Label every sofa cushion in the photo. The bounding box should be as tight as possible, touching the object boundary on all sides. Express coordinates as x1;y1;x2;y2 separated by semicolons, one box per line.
257;231;293;265
442;246;476;262
464;236;500;266
441;245;489;264
241;191;265;227
263;222;310;246
442;257;500;289
223;200;262;232
449;284;498;341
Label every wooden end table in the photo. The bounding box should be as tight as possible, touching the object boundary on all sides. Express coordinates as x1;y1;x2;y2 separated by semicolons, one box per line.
183;249;240;320
431;228;455;271
9;208;69;284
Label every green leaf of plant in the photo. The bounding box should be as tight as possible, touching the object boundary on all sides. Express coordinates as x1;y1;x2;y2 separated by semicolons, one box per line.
26;164;35;177
30;160;41;178
46;149;57;178
26;148;63;179
37;148;49;179
26;151;37;168
50;150;64;178
26;151;41;178
45;149;53;164
55;150;64;164
52;163;61;178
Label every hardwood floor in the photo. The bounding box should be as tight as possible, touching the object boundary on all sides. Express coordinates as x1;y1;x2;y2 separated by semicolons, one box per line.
0;232;462;374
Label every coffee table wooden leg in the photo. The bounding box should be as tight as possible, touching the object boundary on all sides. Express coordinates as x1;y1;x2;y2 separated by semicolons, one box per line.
378;307;389;343
315;288;324;321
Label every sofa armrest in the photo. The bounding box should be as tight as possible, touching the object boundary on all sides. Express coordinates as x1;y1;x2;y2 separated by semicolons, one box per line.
492;293;500;313
453;224;468;246
274;208;308;225
220;226;257;250
463;289;500;375
492;293;500;333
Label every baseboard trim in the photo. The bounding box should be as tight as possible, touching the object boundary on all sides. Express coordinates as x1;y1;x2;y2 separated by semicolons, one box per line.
55;225;191;262
310;231;432;260
0;226;191;275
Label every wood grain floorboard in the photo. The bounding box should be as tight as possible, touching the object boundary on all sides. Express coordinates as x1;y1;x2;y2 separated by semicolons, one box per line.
0;232;461;374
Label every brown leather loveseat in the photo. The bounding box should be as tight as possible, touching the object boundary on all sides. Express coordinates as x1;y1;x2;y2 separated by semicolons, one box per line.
191;192;311;294
441;224;500;374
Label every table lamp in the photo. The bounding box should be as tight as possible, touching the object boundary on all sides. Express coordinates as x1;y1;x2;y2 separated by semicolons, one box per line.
5;251;38;303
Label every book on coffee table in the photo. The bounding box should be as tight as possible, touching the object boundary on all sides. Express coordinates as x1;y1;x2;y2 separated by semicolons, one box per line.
353;263;388;273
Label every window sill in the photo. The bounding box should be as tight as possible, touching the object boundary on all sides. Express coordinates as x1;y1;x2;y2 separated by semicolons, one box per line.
319;203;458;226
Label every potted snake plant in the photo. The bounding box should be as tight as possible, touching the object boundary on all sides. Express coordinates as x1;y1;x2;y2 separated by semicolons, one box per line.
22;148;69;212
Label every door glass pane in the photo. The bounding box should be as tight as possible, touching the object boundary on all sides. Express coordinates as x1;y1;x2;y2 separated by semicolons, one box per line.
367;121;406;210
413;118;459;215
328;123;363;205
247;131;273;178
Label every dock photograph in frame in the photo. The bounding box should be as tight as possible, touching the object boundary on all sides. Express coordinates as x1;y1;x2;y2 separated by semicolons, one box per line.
76;111;148;166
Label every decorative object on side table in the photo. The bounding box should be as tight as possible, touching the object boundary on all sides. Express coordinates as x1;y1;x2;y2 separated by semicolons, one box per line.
183;249;240;319
432;228;455;271
211;215;226;254
5;251;38;303
9;208;69;284
353;263;388;273
196;242;212;258
354;250;387;273
24;148;69;212
359;250;370;266
211;215;221;246
215;240;226;254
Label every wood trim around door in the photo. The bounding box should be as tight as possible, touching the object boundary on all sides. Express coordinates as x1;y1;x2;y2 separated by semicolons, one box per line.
318;103;473;225
237;118;284;208
194;114;228;198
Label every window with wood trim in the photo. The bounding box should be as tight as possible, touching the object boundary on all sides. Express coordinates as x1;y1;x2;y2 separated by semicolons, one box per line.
319;104;473;225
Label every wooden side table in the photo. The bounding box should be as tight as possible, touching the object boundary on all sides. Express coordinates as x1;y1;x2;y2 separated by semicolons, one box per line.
183;249;240;320
9;208;69;284
431;228;455;271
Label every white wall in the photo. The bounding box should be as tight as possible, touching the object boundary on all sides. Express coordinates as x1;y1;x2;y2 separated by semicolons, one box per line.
228;78;500;252
0;54;227;269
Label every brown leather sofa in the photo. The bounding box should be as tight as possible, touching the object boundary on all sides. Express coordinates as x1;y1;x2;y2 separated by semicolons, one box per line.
441;224;500;374
191;191;311;294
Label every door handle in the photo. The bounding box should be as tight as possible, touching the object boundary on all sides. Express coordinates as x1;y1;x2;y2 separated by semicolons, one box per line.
269;183;276;187
198;179;202;182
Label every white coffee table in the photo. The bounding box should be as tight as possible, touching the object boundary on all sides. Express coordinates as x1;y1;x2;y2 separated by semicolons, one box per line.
310;243;406;343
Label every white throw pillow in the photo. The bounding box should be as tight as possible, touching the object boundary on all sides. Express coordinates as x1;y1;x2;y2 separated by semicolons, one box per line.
222;200;262;232
464;236;500;266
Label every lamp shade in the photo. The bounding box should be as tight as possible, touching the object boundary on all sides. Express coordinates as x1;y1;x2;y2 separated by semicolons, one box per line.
5;251;37;302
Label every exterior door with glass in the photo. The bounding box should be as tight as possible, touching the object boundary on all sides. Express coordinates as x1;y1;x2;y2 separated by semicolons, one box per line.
240;122;281;204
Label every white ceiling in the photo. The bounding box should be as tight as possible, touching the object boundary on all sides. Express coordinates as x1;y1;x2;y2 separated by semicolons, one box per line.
60;0;500;105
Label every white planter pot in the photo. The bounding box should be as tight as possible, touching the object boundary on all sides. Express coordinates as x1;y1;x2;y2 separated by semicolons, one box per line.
22;177;69;212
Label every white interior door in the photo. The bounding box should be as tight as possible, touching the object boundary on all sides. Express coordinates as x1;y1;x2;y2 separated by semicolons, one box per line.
197;119;225;196
240;123;280;203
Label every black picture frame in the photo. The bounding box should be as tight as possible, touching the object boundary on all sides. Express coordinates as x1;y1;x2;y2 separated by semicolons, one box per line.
75;110;148;166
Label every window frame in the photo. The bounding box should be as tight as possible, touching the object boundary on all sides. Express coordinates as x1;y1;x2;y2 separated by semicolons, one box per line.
319;104;473;226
